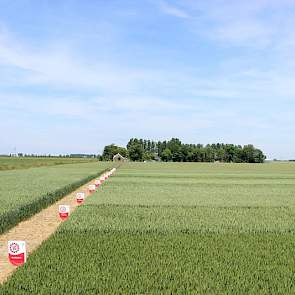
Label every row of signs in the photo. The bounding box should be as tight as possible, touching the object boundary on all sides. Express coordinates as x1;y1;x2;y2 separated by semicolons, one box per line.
59;168;116;218
6;168;117;267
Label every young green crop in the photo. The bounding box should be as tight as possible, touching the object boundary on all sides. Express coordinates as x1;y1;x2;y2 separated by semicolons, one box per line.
3;232;295;294
62;204;295;234
0;156;97;171
2;162;295;294
0;162;111;234
89;162;295;206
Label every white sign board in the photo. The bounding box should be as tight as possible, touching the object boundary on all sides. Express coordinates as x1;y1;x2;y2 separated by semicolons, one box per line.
76;192;85;204
8;241;26;266
59;205;70;220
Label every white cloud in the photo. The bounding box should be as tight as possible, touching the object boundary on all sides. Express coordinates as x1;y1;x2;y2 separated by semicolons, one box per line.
0;26;279;104
159;1;190;18
182;0;293;49
0;28;151;92
212;19;273;47
1;2;295;158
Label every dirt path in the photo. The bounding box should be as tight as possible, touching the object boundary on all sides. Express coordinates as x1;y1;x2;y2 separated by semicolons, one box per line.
0;175;103;284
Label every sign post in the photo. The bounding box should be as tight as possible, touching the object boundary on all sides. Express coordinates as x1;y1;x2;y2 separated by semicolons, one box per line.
94;179;101;187
88;184;96;193
59;205;70;220
8;241;26;266
76;192;85;204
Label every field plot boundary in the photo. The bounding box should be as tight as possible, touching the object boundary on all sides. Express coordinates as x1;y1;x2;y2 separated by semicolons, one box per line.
1;163;295;293
0;169;110;284
0;169;109;235
0;157;98;171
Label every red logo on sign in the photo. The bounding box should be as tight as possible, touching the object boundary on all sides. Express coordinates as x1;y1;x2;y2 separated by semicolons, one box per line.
77;198;84;204
60;213;68;220
9;253;25;266
95;180;101;187
10;243;19;254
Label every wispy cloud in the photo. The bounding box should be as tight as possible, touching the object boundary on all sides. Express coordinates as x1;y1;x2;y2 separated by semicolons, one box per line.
1;1;295;158
181;0;293;48
159;1;190;18
0;26;274;102
0;27;151;92
212;19;273;47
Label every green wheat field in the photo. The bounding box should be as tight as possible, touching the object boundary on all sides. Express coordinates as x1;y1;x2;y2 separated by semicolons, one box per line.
1;162;295;294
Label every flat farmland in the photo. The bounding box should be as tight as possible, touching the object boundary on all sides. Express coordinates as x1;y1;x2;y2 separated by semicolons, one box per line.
2;162;295;294
0;162;110;234
0;157;97;171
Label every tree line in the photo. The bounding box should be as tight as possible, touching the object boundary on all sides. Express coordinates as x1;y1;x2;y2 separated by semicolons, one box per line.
101;138;266;163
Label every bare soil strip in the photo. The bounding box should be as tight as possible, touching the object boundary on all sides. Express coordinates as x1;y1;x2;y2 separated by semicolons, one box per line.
0;177;101;284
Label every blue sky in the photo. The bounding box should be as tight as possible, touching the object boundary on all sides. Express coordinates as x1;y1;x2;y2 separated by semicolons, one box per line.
0;0;295;159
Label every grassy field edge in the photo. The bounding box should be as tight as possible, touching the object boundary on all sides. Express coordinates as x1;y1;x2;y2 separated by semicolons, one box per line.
0;157;98;171
0;168;110;235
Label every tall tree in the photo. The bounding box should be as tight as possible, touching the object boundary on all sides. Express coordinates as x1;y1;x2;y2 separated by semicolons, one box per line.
127;141;144;161
102;144;127;161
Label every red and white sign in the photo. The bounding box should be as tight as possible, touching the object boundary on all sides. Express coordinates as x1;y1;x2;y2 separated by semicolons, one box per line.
88;184;96;193
94;179;101;187
8;241;26;266
59;205;70;220
76;192;85;204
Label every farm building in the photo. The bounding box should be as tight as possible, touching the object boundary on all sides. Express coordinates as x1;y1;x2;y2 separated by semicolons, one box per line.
113;153;127;162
